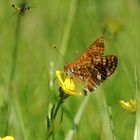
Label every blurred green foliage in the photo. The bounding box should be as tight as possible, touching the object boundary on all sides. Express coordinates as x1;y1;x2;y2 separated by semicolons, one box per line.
0;0;139;139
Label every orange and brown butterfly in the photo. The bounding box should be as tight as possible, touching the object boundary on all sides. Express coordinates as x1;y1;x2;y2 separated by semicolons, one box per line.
64;37;118;94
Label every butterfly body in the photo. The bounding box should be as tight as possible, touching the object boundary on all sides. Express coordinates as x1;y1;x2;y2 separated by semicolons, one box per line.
64;37;118;94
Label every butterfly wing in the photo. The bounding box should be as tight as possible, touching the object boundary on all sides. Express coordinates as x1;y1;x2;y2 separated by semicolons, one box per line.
71;64;102;92
71;37;104;67
70;55;117;93
94;55;118;77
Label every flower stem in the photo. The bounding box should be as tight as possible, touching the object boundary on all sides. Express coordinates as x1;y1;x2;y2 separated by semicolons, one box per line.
47;96;64;140
53;97;63;119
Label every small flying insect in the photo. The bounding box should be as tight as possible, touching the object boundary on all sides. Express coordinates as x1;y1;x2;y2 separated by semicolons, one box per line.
11;2;30;15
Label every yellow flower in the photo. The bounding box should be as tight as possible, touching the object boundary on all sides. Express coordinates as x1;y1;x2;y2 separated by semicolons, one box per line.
119;99;136;113
102;18;122;37
0;136;14;140
56;71;82;96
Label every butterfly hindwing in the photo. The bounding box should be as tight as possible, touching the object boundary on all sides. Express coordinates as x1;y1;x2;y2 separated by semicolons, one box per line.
94;55;118;79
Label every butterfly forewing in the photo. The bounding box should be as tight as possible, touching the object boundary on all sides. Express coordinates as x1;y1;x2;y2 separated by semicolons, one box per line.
71;37;104;67
64;37;117;94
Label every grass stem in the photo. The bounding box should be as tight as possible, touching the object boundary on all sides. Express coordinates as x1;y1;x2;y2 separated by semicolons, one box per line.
134;66;139;140
96;90;114;140
57;0;78;67
65;95;90;140
8;15;28;140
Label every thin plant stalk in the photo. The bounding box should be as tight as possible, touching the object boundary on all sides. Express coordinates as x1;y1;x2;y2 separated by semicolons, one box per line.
65;95;90;140
47;97;63;140
52;98;63;120
57;0;78;67
95;89;115;140
8;15;28;140
9;16;20;82
134;66;140;140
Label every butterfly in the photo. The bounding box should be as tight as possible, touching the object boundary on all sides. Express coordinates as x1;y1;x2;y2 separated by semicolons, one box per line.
64;37;118;94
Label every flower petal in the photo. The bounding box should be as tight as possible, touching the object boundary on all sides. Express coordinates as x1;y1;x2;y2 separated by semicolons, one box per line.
119;99;136;113
0;136;14;140
56;70;82;96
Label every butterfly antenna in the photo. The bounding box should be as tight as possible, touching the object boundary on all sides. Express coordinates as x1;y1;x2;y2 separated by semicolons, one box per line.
52;44;67;63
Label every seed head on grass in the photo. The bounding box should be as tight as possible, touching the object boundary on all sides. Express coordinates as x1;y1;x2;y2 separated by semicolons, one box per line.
11;2;30;15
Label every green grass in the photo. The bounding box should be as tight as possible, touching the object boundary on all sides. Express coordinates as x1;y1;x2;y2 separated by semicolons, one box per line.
0;0;140;139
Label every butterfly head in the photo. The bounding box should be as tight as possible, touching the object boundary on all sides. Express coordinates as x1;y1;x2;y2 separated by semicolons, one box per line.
64;64;74;77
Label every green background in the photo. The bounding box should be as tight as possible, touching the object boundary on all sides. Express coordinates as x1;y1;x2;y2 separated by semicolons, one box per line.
0;0;139;139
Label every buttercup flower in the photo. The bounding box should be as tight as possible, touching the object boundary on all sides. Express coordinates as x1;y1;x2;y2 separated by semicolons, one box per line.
56;70;82;96
0;136;14;140
119;99;136;113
